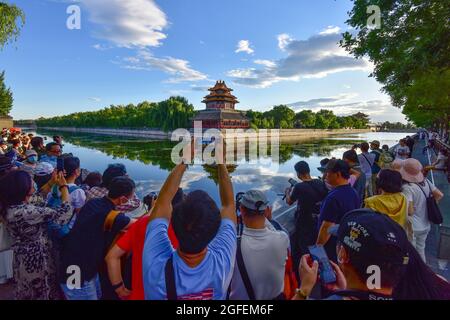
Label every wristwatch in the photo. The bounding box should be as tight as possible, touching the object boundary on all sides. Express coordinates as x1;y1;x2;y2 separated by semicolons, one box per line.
294;288;309;300
112;281;124;291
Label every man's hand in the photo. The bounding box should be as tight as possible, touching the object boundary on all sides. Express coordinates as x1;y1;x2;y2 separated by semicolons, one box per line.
298;254;319;297
115;285;131;300
324;260;347;292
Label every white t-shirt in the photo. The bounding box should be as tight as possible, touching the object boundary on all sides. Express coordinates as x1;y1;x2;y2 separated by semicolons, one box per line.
395;146;410;160
229;219;289;300
402;180;437;232
358;152;375;178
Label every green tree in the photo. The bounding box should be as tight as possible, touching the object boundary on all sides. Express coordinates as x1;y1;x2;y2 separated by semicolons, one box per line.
0;2;25;50
0;71;13;116
264;105;295;128
341;0;449;129
295;110;316;128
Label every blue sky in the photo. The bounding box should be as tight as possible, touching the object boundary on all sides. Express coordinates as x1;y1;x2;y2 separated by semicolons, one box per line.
1;0;407;123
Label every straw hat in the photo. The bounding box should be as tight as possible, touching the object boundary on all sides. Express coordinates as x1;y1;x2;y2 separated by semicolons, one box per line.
399;158;424;183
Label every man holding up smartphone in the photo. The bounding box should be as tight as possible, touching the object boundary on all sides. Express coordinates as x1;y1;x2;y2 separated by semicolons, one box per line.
294;210;410;300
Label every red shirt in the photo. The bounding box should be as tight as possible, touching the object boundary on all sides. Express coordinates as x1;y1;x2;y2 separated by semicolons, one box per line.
116;216;178;300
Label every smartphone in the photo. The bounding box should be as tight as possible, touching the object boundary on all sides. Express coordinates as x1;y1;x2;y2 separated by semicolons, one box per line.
288;178;297;187
56;158;64;173
308;245;336;285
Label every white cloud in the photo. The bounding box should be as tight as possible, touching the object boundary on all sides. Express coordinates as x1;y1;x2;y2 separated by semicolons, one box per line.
88;97;101;102
277;33;293;51
235;40;254;55
319;26;341;35
287;95;407;123
122;50;208;83
80;0;168;48
254;59;277;68
92;43;112;51
228;29;370;88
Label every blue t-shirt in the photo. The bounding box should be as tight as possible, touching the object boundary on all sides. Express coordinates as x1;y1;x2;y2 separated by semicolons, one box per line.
143;218;237;300
318;184;360;261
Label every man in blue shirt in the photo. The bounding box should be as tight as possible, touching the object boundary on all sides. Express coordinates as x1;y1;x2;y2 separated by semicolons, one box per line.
40;142;62;168
143;162;237;300
316;159;360;262
370;140;382;194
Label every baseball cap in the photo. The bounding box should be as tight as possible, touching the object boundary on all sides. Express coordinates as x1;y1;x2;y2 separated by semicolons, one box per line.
317;158;330;173
34;162;54;176
329;209;410;266
240;190;269;212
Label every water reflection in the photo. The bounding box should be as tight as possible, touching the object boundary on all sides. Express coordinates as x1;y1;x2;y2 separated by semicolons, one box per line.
35;129;407;226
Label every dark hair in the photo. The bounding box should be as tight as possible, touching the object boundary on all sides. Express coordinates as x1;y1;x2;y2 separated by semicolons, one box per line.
346;243;408;288
45;142;60;152
107;176;135;199
102;163;127;189
343;149;358;164
393;241;450;300
11;139;20;147
360;142;370;152
376;169;403;193
31;136;44;150
83;171;102;188
34;174;52;190
53;135;61;142
63;156;80;178
172;190;221;254
327;159;351;180
0;171;32;218
294;161;310;175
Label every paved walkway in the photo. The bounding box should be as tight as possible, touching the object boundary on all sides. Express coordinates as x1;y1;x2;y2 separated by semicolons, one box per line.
413;138;450;280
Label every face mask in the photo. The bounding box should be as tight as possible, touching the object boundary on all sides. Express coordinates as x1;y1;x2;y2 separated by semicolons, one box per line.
27;156;37;164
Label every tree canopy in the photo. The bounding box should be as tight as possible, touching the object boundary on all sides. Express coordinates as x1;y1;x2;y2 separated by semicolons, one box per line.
0;2;25;50
36;96;195;132
341;0;450;130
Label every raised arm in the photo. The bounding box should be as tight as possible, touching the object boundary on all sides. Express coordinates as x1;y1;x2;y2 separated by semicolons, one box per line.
149;163;187;222
218;164;236;224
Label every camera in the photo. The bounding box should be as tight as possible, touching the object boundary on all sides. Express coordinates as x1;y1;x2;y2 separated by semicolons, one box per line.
143;192;158;209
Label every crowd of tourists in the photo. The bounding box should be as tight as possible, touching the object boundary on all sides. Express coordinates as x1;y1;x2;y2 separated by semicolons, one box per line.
0;128;449;300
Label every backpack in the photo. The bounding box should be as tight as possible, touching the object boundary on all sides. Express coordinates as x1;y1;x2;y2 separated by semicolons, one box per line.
46;185;81;241
379;151;394;168
47;185;81;208
415;181;443;225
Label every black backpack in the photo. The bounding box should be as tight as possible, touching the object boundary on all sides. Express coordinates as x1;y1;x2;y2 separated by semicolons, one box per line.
415;181;443;225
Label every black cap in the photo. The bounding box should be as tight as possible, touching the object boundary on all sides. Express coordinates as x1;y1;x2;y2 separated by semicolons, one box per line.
329;209;410;266
317;158;330;173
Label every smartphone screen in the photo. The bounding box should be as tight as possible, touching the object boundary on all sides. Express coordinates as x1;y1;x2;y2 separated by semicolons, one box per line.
308;245;336;285
56;158;64;173
288;178;297;187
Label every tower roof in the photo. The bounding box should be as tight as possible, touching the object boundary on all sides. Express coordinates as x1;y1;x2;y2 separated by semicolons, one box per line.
202;80;239;104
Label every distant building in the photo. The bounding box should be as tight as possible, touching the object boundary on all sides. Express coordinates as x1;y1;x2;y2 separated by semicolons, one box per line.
192;80;250;129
